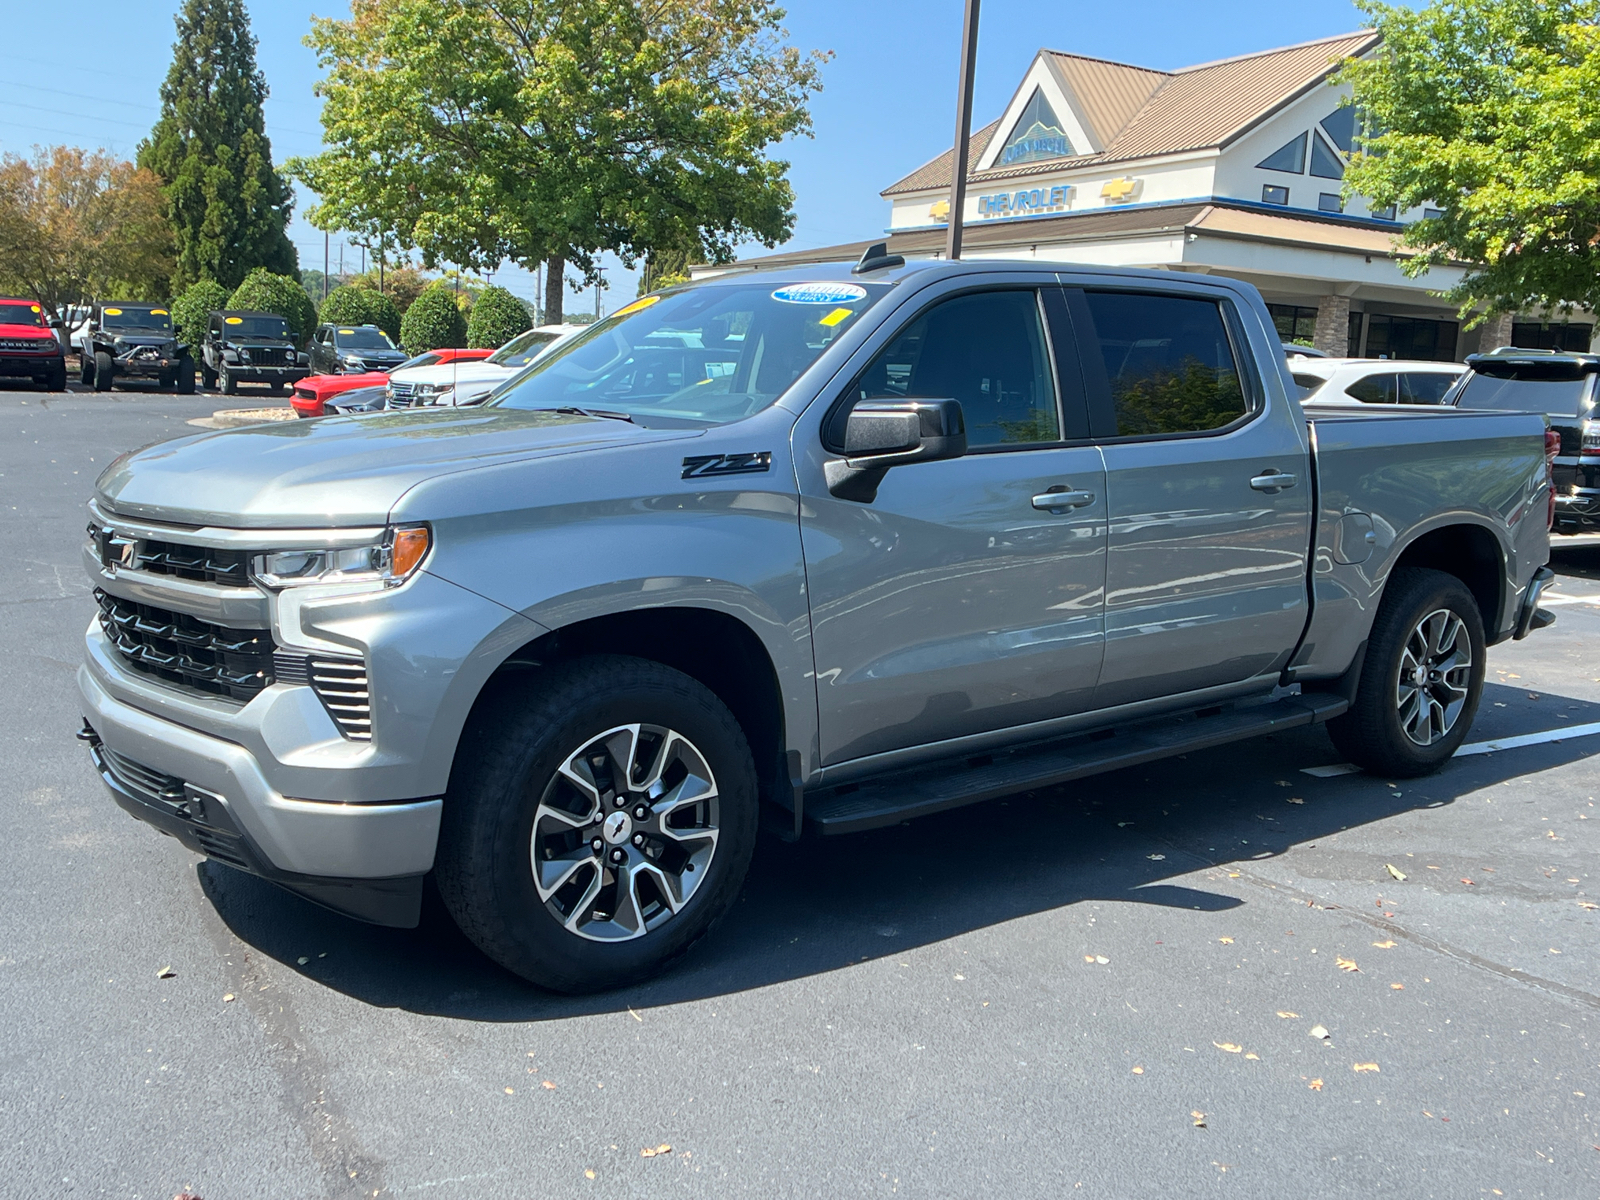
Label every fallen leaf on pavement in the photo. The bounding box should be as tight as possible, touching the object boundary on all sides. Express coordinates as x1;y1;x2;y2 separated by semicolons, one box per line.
222;993;235;1003
1309;1025;1330;1040
585;1169;596;1180
156;966;175;979
1244;1052;1260;1060
1084;955;1095;962
504;1087;514;1095
1095;955;1109;964
1218;937;1234;944
1460;878;1475;886
1335;957;1360;972
1579;902;1599;911
1132;1065;1144;1074
1372;940;1397;949
1386;864;1406;881
1352;1063;1380;1073
1390;983;1404;990
1308;1078;1323;1091
1214;1042;1242;1053
542;1081;557;1090
640;1144;673;1158
1277;1011;1298;1018
1192;1110;1207;1127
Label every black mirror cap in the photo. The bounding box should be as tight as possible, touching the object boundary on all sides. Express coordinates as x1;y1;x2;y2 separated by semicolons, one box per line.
827;399;966;502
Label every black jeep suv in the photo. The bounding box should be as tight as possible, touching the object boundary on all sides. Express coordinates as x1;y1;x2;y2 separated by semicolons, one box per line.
200;310;310;395
81;303;194;393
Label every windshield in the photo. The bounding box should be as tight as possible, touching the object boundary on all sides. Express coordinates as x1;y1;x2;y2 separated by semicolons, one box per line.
489;328;560;367
222;315;290;339
0;301;45;327
335;327;397;350
490;280;891;424
102;306;171;332
1454;370;1594;418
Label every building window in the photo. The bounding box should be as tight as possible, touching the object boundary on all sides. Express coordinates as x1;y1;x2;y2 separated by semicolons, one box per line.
1512;321;1594;352
1348;312;1365;357
1365;314;1459;363
1309;132;1345;179
997;88;1076;166
1262;184;1290;206
1423;208;1445;221
1320;106;1358;154
1257;133;1307;174
1267;303;1318;346
1370;205;1397;221
1318;193;1344;213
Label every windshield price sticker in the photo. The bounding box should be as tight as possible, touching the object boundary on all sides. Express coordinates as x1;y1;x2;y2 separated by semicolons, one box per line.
103;308;122;316
150;309;168;316
771;283;868;305
225;316;243;325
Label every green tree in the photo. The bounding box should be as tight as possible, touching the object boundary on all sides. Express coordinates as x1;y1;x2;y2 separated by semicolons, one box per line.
290;0;827;323
320;285;403;340
0;147;173;321
1340;0;1600;318
170;278;229;345
227;268;317;345
139;0;298;291
400;282;468;354
637;246;706;295
466;285;532;348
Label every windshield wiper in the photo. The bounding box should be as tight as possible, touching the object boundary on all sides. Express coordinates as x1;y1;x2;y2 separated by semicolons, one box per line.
539;405;635;423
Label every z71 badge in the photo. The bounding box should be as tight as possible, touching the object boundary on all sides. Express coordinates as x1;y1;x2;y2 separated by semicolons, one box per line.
681;451;772;480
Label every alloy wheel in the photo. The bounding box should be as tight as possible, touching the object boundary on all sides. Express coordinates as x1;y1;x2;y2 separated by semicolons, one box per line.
1395;607;1473;746
529;723;720;942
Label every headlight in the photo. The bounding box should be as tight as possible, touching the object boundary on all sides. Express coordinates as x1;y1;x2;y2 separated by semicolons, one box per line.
238;348;252;364
250;526;431;589
341;354;365;367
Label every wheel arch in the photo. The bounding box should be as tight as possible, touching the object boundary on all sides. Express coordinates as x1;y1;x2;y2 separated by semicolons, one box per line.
1386;519;1506;635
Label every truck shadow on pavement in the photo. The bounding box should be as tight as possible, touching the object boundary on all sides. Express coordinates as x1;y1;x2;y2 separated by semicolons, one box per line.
200;680;1600;1021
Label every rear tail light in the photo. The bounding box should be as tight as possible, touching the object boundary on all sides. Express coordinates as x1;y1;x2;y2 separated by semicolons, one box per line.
1547;428;1560;528
1582;420;1600;455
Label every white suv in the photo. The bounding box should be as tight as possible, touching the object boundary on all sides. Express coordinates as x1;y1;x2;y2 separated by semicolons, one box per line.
1288;355;1464;406
386;325;586;408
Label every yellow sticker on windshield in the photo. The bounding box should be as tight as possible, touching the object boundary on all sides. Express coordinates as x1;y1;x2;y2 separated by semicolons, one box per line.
818;307;854;327
225;316;243;325
30;305;39;313
150;309;168;316
339;328;355;335
103;308;122;316
613;295;661;318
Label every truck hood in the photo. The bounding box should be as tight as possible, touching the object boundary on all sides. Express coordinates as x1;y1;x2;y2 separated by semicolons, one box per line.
95;407;700;529
390;361;516;388
0;322;55;343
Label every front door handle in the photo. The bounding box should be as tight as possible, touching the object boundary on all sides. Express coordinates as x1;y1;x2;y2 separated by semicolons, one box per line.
1249;470;1298;493
1032;488;1096;512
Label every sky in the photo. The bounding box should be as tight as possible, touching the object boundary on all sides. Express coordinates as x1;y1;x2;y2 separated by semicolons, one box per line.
2;0;1372;313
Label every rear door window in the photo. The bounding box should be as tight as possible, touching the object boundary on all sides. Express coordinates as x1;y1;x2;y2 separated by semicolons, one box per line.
1075;291;1252;437
1400;372;1458;405
1345;373;1400;404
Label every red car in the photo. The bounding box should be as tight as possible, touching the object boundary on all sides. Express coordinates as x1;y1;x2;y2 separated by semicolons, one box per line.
289;347;493;417
0;297;66;391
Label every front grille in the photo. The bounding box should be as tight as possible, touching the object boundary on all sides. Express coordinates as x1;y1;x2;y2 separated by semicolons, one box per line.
97;741;250;868
102;744;186;808
246;347;292;368
272;651;372;739
0;339;56;353
388;382;415;408
96;589;274;701
134;538;253;587
1558;424;1581;456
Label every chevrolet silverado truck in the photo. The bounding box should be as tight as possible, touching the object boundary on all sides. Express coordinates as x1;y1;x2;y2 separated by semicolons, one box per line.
77;256;1555;993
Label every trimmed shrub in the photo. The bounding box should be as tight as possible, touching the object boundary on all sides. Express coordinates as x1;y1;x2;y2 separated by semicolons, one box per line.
466;285;532;349
319;285;402;341
226;269;318;346
400;282;468;355
169;279;228;347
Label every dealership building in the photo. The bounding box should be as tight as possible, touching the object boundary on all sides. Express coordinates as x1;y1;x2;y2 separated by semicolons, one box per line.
715;31;1592;360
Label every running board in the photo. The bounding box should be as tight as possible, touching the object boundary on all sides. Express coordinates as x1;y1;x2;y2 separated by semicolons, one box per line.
803;692;1349;836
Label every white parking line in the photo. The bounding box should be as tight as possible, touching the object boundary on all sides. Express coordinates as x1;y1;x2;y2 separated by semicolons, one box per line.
1536;593;1600;606
1453;720;1600;757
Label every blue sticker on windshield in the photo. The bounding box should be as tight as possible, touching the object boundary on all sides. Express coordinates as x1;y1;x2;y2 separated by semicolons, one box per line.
771;282;868;305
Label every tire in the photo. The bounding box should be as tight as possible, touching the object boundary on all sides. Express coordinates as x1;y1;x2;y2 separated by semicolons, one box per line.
92;351;113;393
219;365;237;396
174;356;195;394
1326;567;1486;778
436;655;759;993
80;354;94;386
45;360;66;392
201;362;217;390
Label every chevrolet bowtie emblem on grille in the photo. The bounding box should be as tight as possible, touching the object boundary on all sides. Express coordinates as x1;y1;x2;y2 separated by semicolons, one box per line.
1100;176;1142;203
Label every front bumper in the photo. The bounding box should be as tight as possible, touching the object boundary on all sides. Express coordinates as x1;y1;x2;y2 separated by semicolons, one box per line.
78;666;440;926
225;364;310;384
113;350;181;378
0;352;63;377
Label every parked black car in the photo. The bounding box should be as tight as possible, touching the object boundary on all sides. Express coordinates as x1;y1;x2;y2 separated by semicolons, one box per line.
1448;349;1597;532
200;310;310;395
0;296;67;391
81;303;194;393
324;384;390;415
308;323;408;375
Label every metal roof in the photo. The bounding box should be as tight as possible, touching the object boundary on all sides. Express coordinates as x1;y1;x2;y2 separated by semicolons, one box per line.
883;31;1380;196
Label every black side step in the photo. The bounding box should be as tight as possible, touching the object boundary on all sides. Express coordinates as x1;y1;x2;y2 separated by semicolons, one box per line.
803;692;1349;836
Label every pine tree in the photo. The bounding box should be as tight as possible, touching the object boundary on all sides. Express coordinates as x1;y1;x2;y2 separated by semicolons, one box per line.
139;0;298;291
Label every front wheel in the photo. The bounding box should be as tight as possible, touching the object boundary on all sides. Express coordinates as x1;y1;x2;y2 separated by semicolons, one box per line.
436;655;758;993
173;356;195;394
219;365;237;396
201;362;217;390
1326;567;1486;777
92;351;113;392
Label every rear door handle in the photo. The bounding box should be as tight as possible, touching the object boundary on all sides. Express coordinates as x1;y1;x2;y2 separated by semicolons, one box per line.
1032;489;1096;512
1249;471;1298;493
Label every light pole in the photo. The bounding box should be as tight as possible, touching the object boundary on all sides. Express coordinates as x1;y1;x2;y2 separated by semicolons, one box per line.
944;0;982;261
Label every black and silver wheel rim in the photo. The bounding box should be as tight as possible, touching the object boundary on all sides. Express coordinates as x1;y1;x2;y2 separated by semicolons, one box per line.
529;723;720;942
1395;607;1472;746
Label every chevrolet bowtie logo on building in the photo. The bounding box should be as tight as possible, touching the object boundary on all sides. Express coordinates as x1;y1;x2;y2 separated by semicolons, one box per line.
928;199;950;223
1101;177;1143;204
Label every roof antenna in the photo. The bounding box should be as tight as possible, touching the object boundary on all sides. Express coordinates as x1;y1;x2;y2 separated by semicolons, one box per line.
852;242;905;275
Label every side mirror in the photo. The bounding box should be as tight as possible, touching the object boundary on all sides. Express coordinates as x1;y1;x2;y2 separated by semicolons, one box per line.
824;398;966;502
48;317;63;329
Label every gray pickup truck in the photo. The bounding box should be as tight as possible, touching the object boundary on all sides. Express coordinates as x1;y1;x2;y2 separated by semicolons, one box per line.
78;257;1554;992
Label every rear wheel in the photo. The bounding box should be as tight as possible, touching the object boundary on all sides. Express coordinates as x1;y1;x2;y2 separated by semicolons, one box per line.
92;351;113;392
436;655;758;993
1326;567;1486;777
80;353;94;386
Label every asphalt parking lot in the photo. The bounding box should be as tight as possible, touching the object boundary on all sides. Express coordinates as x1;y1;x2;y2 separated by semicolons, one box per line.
3;388;1598;1199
